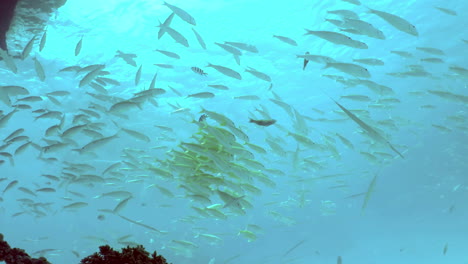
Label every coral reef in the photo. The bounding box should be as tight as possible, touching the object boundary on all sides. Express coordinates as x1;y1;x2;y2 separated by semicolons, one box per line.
0;233;51;264
1;233;171;264
80;245;171;264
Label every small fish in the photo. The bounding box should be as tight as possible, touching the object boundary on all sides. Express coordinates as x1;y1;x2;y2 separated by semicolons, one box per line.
155;49;180;59
21;36;36;60
163;1;196;25
39;29;47;52
187;92;215;98
245;67;271;82
192;28;206;49
337;256;342;264
63;202;88;210
75;36;83;56
3;180;18;194
443;243;448;255
324;62;371;78
273;35;297;46
303;51;310;70
352;58;384;66
249;118;276;126
224;41;258;53
135;65;142;85
305;30;368;49
207;63;241;80
191;66;207;76
33;57;46;81
115;50;137;67
234;95;260;100
361;174;378;214
153;63;173;68
208;84;228;90
434;6;457;16
366;7;418;36
327;9;360;19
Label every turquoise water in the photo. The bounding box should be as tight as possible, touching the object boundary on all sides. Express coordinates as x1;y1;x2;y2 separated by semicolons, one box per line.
1;0;467;263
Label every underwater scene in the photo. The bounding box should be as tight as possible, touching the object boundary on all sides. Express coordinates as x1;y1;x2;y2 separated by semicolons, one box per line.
0;0;467;263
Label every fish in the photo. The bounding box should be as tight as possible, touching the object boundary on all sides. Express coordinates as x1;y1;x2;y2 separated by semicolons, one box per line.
443;243;448;255
416;47;445;56
33;57;46;81
115;50;137;67
79;65;106;87
324;62;371;78
163;1;196;25
0;109;18;129
249;118;276;126
245;67;271;82
21;36;36;60
305;30;368;49
153;63;173;69
158;13;175;39
119;214;162;233
434;7;457;16
74;134;119;154
342;18;385;39
191;67;207;76
352;58;384;66
361;174;378;214
159;24;189;47
224;41;258;53
191;28;206;49
238;230;256;242
155;49;180;59
214;42;242;56
337;256;343;264
330;98;404;158
208;84;228;90
273;35;297;46
341;0;361;5
135;65;142;85
63;202;88;210
282;239;307;257
234;95;260;100
3;180;19;194
207;63;241;80
3;128;24;142
327;9;360;19
366;7;418;36
297;54;335;64
187;92;215;98
113;196;133;214
75;36;83;56
121;128;151;142
39;29;47;51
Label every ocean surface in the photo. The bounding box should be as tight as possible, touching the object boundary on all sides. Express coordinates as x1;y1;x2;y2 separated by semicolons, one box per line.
0;0;467;263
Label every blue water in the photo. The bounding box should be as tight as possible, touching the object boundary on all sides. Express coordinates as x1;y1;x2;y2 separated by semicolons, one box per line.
1;0;467;263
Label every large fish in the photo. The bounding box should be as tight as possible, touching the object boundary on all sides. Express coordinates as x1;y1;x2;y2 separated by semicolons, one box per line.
331;98;405;159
